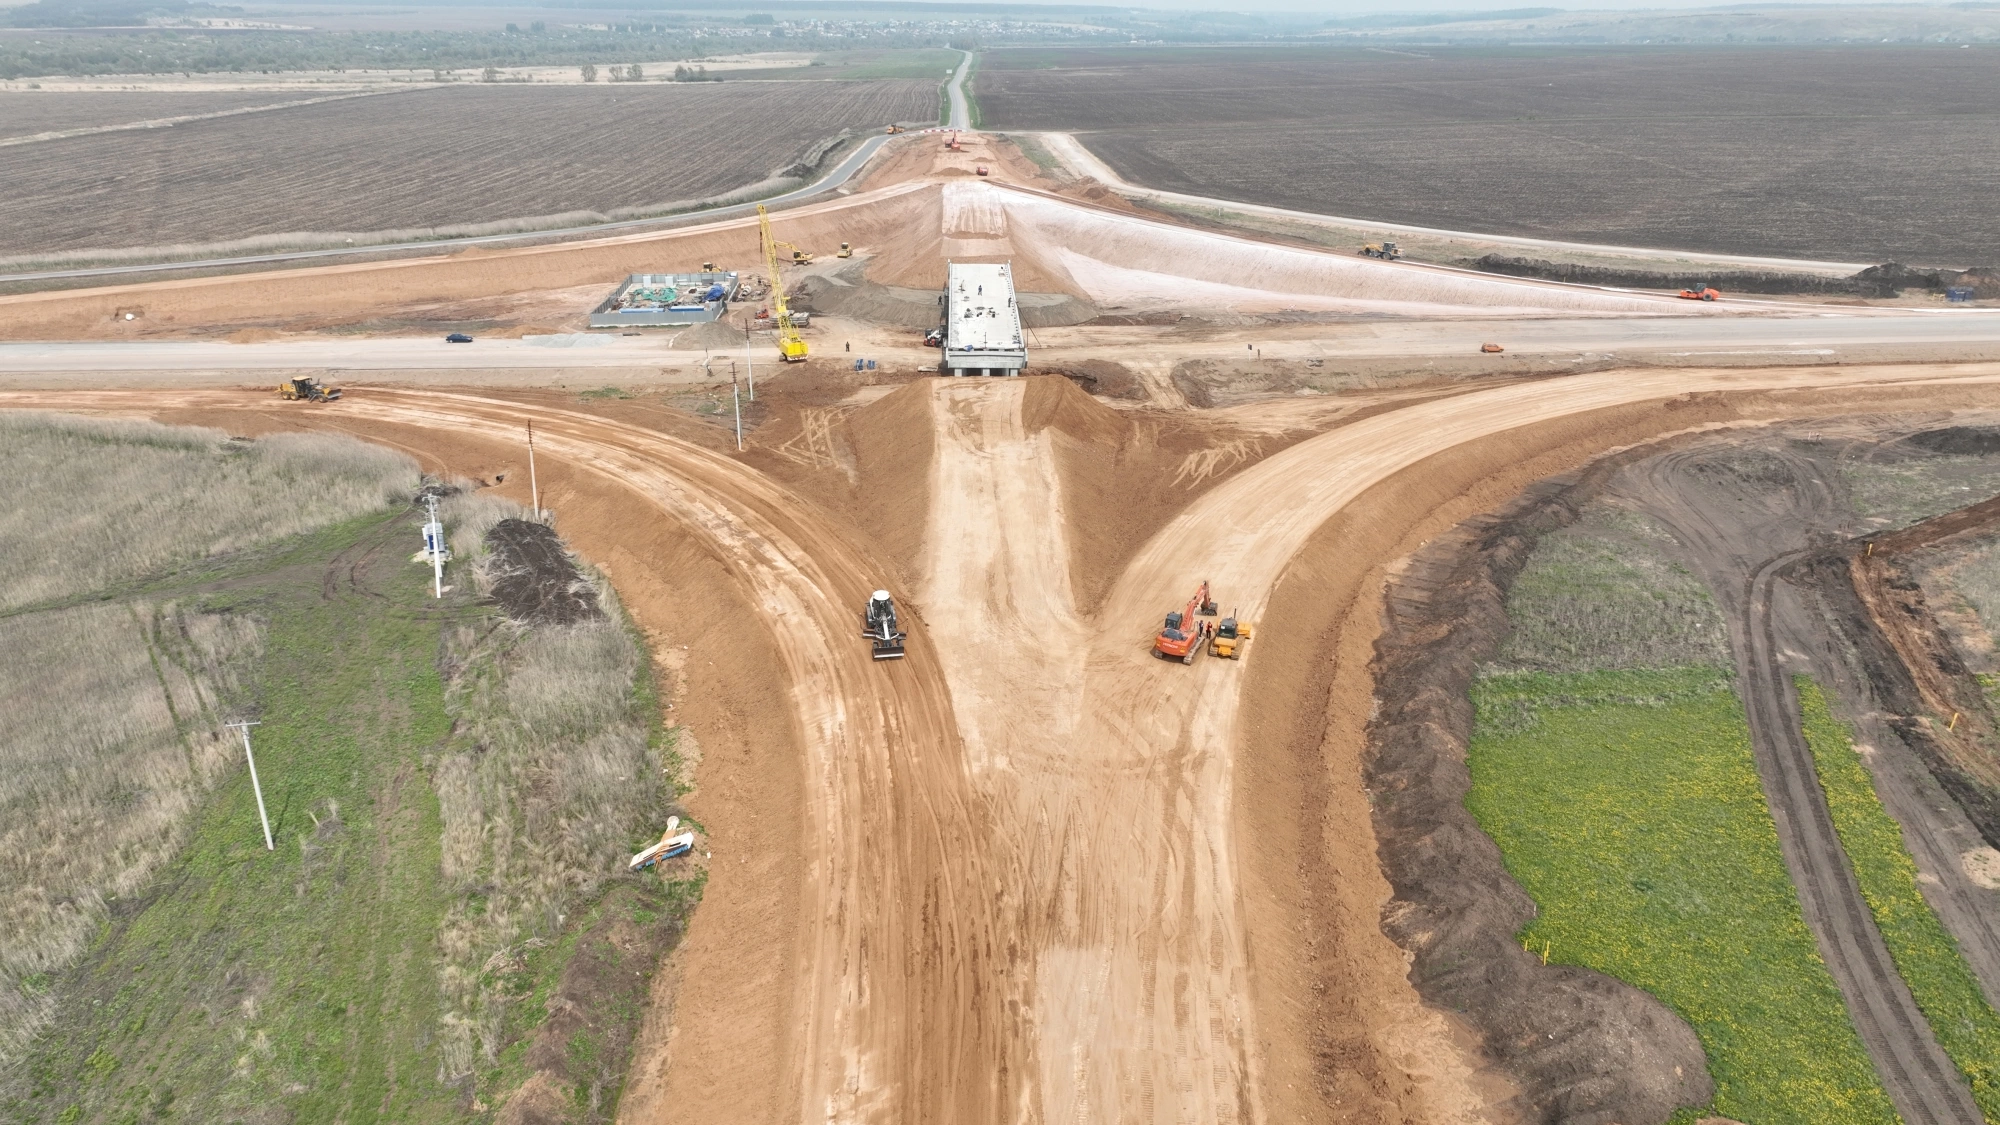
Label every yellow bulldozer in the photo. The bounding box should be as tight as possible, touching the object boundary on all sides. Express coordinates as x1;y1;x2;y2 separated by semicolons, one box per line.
1208;613;1253;659
279;376;340;402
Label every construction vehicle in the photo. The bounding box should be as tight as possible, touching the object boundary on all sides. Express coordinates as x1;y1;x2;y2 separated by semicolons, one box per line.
278;376;340;402
943;131;963;151
886;124;905;134
701;261;718;272
975;165;989;177
861;590;907;660
1678;284;1721;301
1208;612;1253;660
1153;581;1219;664
756;204;809;362
837;242;853;258
1360;241;1402;260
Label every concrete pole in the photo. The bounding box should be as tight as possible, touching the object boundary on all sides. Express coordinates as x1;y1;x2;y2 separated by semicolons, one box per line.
227;721;273;851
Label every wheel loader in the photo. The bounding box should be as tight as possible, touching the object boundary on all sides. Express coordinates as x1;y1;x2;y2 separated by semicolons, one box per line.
1360;241;1402;260
279;376;341;402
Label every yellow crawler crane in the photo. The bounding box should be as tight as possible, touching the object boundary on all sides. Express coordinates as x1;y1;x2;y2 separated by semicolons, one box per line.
757;204;809;362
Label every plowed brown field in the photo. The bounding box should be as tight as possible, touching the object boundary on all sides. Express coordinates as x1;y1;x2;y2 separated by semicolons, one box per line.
977;45;2000;264
0;80;936;257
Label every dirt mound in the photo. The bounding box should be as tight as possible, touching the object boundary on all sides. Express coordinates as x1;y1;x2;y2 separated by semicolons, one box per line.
1468;255;1950;297
1954;268;2000;298
1907;425;2000;456
1367;465;1715;1124
791;268;942;329
667;318;749;353
1040;358;1144;400
485;518;603;625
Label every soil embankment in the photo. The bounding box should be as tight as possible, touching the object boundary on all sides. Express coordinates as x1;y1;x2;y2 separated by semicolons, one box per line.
1365;459;1715;1125
1812;489;2000;846
1468;255;1985;298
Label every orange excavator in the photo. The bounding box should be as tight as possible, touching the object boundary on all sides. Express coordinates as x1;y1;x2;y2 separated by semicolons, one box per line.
943;131;964;151
1153;581;1219;664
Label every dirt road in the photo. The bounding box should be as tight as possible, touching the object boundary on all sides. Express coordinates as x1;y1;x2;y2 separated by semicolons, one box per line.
16;361;2000;1123
1619;443;1985;1125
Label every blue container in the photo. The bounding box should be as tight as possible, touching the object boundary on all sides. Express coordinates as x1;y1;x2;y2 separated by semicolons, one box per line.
854;359;865;371
1947;286;1976;302
866;359;877;370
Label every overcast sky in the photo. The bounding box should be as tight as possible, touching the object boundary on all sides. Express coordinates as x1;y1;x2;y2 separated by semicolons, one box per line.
1021;0;1942;14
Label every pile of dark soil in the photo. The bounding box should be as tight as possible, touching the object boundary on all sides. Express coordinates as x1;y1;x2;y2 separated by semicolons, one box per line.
1467;255;1980;298
1043;358;1144;400
484;518;603;626
1366;464;1715;1125
1906;425;2000;456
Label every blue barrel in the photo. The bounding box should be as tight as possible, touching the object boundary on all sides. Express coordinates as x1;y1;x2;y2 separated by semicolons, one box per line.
866;359;877;370
854;359;865;371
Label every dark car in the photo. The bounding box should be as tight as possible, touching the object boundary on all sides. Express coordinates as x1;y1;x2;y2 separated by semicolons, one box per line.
445;332;474;343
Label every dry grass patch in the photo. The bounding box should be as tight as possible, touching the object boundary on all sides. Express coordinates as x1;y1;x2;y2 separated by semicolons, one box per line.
0;602;258;1063
0;412;416;610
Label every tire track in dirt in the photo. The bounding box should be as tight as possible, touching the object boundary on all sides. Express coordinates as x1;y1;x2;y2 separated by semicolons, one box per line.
1;386;1013;1125
1620;445;1982;1125
17;362;2000;1125
1065;364;2000;1124
341;390;1022;1125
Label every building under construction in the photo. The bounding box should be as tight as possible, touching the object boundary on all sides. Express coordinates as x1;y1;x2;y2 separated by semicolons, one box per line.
589;271;739;328
940;262;1027;376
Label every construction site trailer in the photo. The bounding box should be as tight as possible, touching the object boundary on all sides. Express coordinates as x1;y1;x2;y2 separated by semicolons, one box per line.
941;262;1027;376
588;271;739;328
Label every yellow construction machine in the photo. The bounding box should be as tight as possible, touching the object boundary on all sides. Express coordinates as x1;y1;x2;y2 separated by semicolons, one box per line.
837;242;853;258
1208;612;1253;660
278;376;340;402
757;204;809;362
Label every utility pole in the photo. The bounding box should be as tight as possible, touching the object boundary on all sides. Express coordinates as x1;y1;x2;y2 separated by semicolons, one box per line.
423;492;445;599
732;374;744;452
746;329;754;402
226;721;273;851
526;421;541;521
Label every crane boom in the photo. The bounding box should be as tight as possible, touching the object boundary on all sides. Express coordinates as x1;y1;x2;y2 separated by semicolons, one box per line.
757;204;809;363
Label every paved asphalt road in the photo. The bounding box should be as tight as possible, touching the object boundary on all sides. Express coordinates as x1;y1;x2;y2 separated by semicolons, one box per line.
3;311;1999;378
946;50;974;131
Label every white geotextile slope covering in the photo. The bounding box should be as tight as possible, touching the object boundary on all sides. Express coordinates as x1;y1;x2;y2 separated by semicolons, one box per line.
973;183;1690;318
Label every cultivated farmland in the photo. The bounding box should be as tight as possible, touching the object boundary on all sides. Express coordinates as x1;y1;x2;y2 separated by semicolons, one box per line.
978;45;2000;263
0;89;314;139
0;79;937;258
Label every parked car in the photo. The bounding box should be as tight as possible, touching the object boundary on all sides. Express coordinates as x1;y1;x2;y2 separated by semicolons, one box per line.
445;332;473;343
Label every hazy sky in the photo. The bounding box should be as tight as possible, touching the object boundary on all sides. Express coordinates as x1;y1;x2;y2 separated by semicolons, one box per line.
1005;0;1942;13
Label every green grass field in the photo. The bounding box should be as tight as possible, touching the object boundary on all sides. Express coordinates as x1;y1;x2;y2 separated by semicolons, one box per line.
7;505;688;1125
1796;678;2000;1122
1468;668;1899;1125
